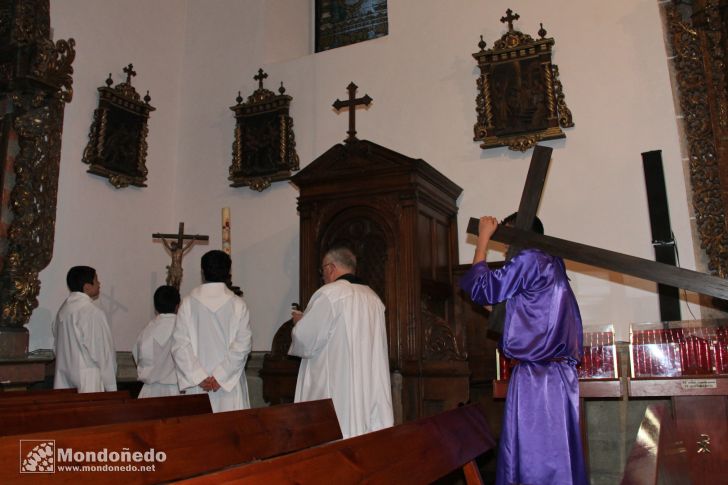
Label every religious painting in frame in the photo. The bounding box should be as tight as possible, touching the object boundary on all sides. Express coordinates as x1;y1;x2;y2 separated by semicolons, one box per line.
315;0;388;52
82;64;155;188
473;10;574;152
229;69;299;192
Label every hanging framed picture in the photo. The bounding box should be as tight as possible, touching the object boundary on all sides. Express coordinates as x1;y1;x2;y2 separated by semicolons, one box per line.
229;69;299;192
82;64;155;188
473;10;574;152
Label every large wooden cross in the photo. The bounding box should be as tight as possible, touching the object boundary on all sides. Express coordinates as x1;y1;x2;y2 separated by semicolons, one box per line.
332;82;373;144
467;145;728;332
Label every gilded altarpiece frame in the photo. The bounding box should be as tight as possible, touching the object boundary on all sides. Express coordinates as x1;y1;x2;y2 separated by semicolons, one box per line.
473;10;574;152
0;0;74;353
662;1;728;283
229;69;299;192
82;65;155;188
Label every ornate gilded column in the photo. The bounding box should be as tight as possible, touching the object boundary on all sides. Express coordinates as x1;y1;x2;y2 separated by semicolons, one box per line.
0;0;75;359
663;0;728;282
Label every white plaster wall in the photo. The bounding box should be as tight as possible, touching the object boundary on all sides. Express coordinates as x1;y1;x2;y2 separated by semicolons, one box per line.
32;0;700;352
172;0;308;353
29;1;188;351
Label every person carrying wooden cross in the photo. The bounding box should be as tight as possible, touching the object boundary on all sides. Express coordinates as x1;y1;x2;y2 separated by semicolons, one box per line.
460;214;588;485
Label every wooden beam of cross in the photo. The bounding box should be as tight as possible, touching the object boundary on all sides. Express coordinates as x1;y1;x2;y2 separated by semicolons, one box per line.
466;222;728;301
485;145;552;333
152;222;209;247
332;82;372;144
467;145;728;333
506;145;553;257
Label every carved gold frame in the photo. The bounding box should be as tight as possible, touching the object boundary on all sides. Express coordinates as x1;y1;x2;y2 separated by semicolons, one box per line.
663;1;728;280
229;70;299;192
473;11;574;152
82;67;155;189
0;0;75;343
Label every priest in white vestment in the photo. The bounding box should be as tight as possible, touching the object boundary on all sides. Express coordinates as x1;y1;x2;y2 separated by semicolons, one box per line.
132;285;181;398
289;246;393;438
172;250;251;412
53;266;117;393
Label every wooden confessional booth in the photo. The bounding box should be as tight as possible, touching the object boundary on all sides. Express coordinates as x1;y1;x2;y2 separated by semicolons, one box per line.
260;138;482;423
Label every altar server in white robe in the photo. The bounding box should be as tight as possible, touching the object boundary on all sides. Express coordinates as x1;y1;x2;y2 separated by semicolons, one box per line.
172;250;251;412
133;285;181;398
53;266;117;393
290;246;393;438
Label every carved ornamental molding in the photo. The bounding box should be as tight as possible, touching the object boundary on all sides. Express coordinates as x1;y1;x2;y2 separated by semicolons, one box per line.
0;0;75;330
664;0;728;278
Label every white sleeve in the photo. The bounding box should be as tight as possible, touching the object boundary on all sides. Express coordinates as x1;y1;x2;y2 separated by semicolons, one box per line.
289;290;335;359
211;300;252;392
172;299;208;390
133;328;152;383
80;309;117;392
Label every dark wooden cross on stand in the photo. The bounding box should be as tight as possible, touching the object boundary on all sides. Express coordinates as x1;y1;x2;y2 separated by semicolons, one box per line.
467;145;728;333
152;222;209;289
332;82;373;144
254;68;268;90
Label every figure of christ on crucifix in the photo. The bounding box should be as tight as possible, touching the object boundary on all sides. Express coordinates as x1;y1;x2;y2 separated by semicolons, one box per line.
332;82;372;143
153;222;209;289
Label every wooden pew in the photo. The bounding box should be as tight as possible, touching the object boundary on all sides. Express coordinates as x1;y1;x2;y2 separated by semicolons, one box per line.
0;396;134;414
0;399;341;484
178;403;495;485
0;394;212;436
0;390;128;409
620;404;691;485
0;388;76;398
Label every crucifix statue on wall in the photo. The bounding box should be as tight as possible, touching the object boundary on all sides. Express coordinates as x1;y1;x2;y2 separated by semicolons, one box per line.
153;222;209;289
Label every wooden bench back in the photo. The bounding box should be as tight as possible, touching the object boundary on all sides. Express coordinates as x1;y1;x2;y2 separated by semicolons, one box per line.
0;388;76;399
0;399;341;484
620;403;690;485
0;394;212;436
0;390;128;409
178;403;495;485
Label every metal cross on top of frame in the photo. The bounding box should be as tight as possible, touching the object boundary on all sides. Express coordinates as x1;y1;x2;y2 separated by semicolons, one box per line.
467;145;728;332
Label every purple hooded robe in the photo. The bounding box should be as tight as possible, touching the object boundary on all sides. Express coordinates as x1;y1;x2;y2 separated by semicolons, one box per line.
460;249;588;485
